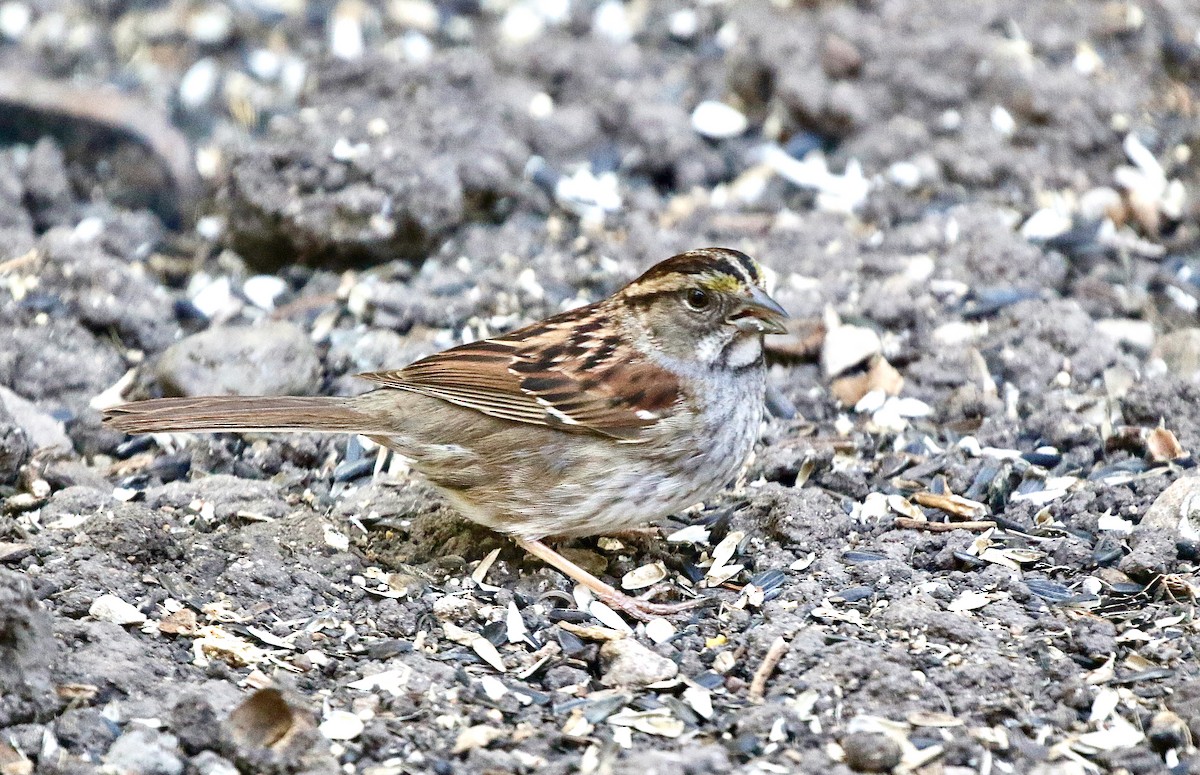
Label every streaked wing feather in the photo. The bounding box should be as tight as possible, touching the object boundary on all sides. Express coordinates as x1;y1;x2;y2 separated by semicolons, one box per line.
358;306;681;440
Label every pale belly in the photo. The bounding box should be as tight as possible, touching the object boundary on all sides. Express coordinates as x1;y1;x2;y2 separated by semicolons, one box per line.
434;369;767;539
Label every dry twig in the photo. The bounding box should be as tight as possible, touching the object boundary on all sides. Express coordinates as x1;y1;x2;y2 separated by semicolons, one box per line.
894;517;996;532
748;636;790;702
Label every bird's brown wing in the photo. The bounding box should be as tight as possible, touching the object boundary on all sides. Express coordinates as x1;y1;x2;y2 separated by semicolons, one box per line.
358;305;681;441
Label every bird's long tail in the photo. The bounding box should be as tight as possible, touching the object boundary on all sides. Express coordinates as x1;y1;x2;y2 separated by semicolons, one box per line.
102;396;374;435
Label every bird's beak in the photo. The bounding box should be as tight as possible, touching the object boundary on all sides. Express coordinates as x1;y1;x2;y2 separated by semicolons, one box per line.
728;286;789;335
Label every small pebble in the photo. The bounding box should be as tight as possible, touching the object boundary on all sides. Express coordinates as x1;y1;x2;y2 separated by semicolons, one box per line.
600;638;678;687
991;105;1016;137
89;594;147;626
592;0;632;43
668;9;698;40
644;618;675;644
691;100;748;139
0;2;31;40
179;59;219;110
242;275;287;310
841;731;902;772
104;727;184;775
318;710;364;741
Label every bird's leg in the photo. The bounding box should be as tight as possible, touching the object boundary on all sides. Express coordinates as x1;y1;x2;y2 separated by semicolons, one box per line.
514;537;713;622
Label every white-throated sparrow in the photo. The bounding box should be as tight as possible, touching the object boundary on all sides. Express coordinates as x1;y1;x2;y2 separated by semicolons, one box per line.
104;248;788;618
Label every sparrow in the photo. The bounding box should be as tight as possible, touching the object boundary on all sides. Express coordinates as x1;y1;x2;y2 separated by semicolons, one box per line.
104;248;788;619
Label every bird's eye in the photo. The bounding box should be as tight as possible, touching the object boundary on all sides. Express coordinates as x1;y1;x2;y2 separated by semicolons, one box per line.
685;288;711;311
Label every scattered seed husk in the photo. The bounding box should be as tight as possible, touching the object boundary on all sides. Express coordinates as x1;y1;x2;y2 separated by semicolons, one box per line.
89;594;147;626
913;491;988;520
559;621;626;642
947;590;993;612
607;708;685;738
245;626;295;650
561;709;594;738
621;561;667;591
899;742;945;772
741;583;765;608
705;563;745;587
451;725;506;754
1088;687;1120;724
712;651;736;674
319;710;364;741
682;685;714;719
1073;714;1145;752
708;530;744;571
471;548;501;584
442;622;507;672
822;323;882;378
506;601;528;644
479;675;507;701
790;553;816;571
666;524;711;544
977;548;1021;571
347;667;413;696
193;626;271;667
322;526;349;551
1146;426;1187;462
589;601;633;633
0;740;31;775
887;494;926;520
581;691;633;724
906;711;963;728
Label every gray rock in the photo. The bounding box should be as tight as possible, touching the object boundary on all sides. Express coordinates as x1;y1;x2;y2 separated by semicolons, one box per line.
154;322;322;398
0;318;125;414
0;396;29;483
599;638;678;688
38;229;178;352
145;475;286;521
841;731;902;772
0;386;72;455
191;751;239;775
104;726;184;775
21;138;75;230
0;150;35;259
1121;476;1200;580
55;707;119;754
0;569;58;726
1137;476;1200;536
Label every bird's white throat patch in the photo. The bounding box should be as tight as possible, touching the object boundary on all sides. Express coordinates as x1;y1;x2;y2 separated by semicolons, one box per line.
723;334;763;369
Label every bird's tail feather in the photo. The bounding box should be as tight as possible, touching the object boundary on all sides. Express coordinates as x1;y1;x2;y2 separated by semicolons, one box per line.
102;396;373;435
